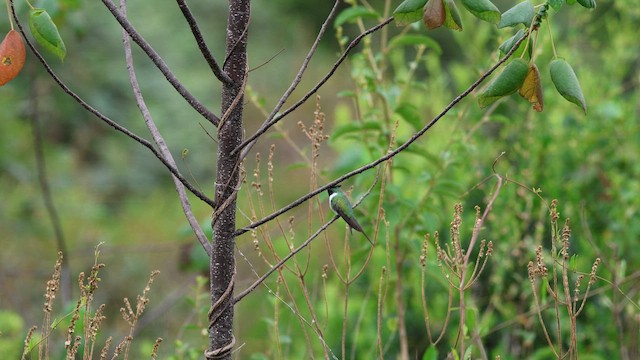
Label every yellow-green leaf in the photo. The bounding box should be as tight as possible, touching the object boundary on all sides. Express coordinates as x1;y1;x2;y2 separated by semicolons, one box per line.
549;58;586;113
443;0;463;31
477;58;529;108
29;8;66;61
460;0;501;24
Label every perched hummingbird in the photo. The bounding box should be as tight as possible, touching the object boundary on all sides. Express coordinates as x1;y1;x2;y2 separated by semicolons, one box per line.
327;185;373;245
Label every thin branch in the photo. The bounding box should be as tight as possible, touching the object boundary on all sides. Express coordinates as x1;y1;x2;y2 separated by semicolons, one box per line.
175;0;233;85
120;0;213;256
234;29;531;236
233;0;344;158
249;48;285;73
233;216;340;303
9;0;216;209
100;0;221;126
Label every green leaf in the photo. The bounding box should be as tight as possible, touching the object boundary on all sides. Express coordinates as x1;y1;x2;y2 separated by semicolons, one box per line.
395;103;423;130
29;8;66;61
422;346;439;360
443;0;463;31
477;58;529;108
388;35;442;54
549;58;586;113
335;6;380;28
498;1;535;29
393;0;428;25
548;0;564;11
498;29;527;57
576;0;596;8
460;0;501;24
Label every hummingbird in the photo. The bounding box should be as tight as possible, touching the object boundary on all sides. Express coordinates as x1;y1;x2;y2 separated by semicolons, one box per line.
327;185;373;245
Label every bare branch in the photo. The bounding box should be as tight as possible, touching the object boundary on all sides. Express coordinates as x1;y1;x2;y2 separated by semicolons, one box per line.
9;0;216;209
100;0;221;126
233;0;344;159
233;216;339;303
120;0;213;256
234;29;531;236
175;0;233;85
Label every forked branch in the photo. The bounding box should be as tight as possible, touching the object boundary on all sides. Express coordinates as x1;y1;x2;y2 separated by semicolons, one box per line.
175;0;233;85
120;0;213;256
100;0;221;126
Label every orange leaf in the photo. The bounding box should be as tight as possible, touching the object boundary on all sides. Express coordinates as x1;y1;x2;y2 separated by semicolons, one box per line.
0;30;26;86
518;63;544;112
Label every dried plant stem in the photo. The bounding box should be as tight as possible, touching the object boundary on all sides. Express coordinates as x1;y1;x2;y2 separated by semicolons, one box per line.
394;244;409;360
377;267;387;359
273;279;284;359
454;175;502;354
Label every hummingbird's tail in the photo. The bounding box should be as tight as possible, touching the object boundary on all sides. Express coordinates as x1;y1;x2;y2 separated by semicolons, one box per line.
362;232;373;245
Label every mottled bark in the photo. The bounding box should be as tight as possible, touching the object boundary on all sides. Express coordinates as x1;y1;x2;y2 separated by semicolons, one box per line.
207;0;249;359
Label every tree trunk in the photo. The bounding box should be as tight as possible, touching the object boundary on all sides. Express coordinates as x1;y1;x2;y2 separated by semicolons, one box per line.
207;0;249;359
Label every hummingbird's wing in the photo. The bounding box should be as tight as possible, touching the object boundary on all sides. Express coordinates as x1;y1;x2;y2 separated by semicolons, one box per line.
333;204;364;233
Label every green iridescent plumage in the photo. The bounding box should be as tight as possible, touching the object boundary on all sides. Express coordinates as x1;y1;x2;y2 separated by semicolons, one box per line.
327;185;372;245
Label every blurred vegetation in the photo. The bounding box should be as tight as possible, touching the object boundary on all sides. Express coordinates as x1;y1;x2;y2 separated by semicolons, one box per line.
1;0;639;359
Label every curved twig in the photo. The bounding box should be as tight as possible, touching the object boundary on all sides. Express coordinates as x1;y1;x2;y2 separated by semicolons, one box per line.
9;0;216;209
101;0;221;126
234;29;531;236
175;0;232;85
121;0;213;256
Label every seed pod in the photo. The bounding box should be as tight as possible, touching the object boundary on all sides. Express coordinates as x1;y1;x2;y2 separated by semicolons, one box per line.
549;58;586;113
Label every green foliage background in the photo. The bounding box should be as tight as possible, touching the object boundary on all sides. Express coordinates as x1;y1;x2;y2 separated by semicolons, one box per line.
0;0;638;359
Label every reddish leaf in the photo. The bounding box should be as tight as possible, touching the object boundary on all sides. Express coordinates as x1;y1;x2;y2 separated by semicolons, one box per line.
423;0;445;29
0;30;26;86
